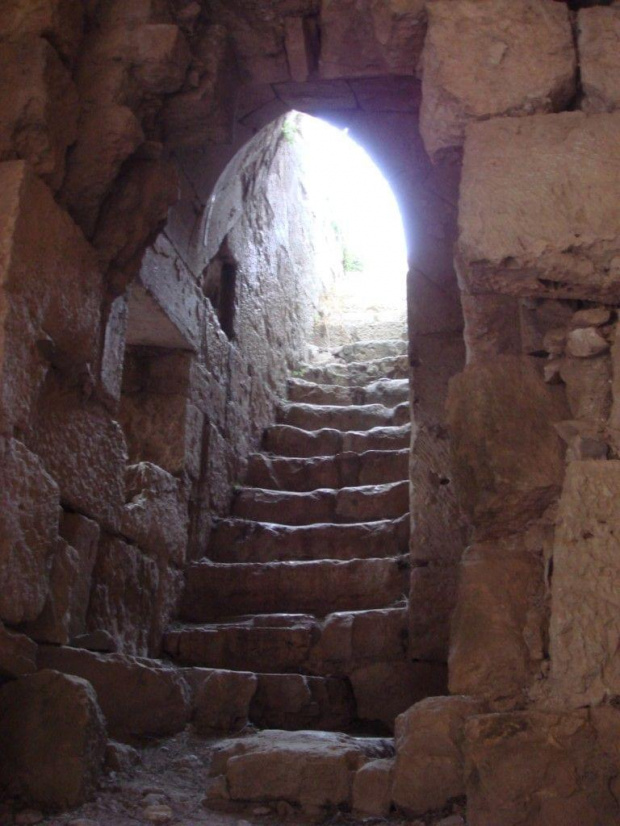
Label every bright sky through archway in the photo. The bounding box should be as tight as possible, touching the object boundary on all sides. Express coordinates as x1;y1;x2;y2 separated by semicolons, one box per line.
292;112;408;308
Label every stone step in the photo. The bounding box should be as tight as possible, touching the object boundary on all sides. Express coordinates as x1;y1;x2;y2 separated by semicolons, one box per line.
163;607;408;676
277;401;409;432
334;339;408;364
312;319;407;348
287;377;409;408
206;730;395;813
245;449;409;492
250;673;355;732
298;355;409;386
180;558;409;622
231;480;409;525
208;514;410;563
263;423;412;458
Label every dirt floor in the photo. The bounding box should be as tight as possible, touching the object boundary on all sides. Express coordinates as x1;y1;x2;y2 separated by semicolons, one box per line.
0;731;467;826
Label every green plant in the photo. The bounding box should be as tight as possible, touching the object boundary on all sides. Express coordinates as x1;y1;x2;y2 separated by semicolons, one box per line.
342;247;363;272
282;117;301;145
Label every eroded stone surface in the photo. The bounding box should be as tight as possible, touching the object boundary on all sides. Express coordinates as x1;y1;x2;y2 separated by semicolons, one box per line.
393;696;484;816
0;670;106;810
457;112;620;301
420;0;575;161
548;460;620;706
447;356;566;538
579;6;620;114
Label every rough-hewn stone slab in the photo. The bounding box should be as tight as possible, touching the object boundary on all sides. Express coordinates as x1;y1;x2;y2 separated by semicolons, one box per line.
420;0;575;161
579;6;620;114
549;460;620;706
457;112;620;301
319;0;426;79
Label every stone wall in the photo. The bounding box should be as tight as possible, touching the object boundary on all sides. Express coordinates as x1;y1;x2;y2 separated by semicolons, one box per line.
4;0;620;819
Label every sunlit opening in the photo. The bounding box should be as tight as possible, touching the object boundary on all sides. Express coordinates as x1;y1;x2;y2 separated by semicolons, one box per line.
289;112;408;314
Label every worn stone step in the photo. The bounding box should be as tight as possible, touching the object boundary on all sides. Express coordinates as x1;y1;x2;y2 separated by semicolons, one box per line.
287;377;409;408
298;355;409;386
163;607;408;676
263;423;412;458
207;730;395;812
180;558;409;621
277;401;409;432
334;339;408;364
231;480;409;525
208;514;410;563
245;449;409;492
250;673;355;732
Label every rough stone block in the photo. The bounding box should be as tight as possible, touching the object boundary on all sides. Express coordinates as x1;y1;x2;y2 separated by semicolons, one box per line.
449;536;545;701
0;0;84;63
549;460;620;706
351;661;447;731
392;696;484;816
28;379;127;532
121;463;189;567
0;162;103;432
409;563;459;662
0;438;59;625
209;730;393;810
23;515;99;646
38;646;191;741
461;293;521;364
61;104;144;236
420;0;575;161
559;353;612;423
0;37;78;189
457;112;620;301
87;535;159;657
131;24;190;95
0;621;37;678
579;6;620;114
0;670;106;810
182;667;257;734
319;0;426;79
447;356;566;538
353;758;394;817
464;710;620;826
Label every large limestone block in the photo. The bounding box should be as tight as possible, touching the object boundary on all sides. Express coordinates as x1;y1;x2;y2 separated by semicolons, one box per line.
28;378;127;532
121;463;189;567
319;0;426;79
0;438;59;625
457;112;620;301
0;621;37;678
447;356;565;537
0;0;84;63
579;6;620;114
449;537;545;701
0;37;78;190
409;563;459;661
38;646;191;741
22;512;100;644
87;535;159;656
392;696;484;816
420;0;575;161
0;670;106;810
182;667;258;734
0;162;103;432
209;730;393;810
464;710;620;826
548;461;620;706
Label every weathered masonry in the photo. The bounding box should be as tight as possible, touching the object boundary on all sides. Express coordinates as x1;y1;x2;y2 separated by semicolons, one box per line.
2;1;620;824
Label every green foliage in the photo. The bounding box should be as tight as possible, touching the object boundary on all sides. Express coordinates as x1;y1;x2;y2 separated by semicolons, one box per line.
282;117;301;145
342;247;364;273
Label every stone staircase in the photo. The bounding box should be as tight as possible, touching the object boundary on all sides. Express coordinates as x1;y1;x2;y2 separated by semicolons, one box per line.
163;334;440;734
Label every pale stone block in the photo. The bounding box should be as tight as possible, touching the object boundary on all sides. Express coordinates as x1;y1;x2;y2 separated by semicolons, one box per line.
420;0;575;161
549;460;620;706
457;112;620;301
579;6;620;114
